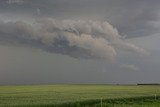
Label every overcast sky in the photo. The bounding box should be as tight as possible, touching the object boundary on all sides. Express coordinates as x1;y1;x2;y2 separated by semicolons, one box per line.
0;0;160;85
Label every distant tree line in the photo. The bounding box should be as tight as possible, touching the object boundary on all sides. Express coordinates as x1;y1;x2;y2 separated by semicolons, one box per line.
137;83;160;85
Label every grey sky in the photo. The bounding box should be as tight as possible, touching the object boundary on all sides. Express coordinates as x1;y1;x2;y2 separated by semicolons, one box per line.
0;0;160;85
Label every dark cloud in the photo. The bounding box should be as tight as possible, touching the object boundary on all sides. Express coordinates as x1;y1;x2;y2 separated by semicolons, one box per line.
0;0;160;84
0;18;146;62
1;0;160;38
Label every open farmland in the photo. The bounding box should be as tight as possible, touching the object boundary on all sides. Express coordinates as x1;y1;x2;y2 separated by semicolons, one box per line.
0;84;160;107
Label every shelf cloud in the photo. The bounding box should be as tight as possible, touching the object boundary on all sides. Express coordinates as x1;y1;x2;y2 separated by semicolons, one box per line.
0;18;146;62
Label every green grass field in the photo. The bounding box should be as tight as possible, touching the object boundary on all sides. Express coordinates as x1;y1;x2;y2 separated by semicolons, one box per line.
0;84;160;107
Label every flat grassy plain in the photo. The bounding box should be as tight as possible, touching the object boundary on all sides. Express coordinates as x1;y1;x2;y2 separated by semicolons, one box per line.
0;84;160;107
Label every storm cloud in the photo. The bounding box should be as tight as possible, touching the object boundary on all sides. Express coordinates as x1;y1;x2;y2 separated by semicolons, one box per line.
0;18;146;62
0;0;160;84
1;0;160;38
